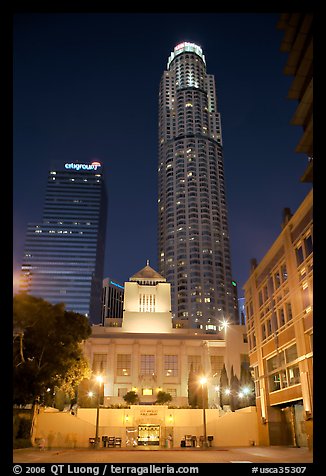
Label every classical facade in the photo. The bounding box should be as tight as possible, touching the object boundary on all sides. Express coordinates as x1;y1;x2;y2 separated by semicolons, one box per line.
81;262;249;409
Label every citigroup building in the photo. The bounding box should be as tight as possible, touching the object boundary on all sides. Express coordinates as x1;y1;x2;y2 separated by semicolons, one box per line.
19;160;107;324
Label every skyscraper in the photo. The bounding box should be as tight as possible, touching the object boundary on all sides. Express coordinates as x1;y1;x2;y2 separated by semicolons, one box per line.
158;42;238;331
19;160;107;323
101;277;124;325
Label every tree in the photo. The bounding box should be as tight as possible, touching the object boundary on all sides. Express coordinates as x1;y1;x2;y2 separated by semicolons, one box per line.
187;364;199;408
229;365;240;412
123;391;139;405
219;363;229;408
239;363;256;407
13;293;92;406
155;391;172;405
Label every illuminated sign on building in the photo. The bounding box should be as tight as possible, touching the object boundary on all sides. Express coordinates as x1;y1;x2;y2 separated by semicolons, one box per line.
110;280;124;290
65;161;102;171
167;42;206;69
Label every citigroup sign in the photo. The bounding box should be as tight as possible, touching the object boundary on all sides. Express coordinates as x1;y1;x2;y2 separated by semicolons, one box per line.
65;161;102;171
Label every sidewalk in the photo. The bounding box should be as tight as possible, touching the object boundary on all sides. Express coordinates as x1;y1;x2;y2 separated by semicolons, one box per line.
13;445;313;464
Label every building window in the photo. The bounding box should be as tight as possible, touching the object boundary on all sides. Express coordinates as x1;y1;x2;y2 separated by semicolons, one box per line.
258;291;263;307
296;246;304;266
285;302;293;321
288;365;300;386
269;373;281;392
139;294;156;312
166;388;177;397
274;271;281;289
304;234;313;257
267;353;285;373
267;343;300;392
142;388;153;396
278;307;285;327
164;355;178;377
253;366;260;397
140;355;155;375
117;354;131;376
253;332;256;348
281;263;288;282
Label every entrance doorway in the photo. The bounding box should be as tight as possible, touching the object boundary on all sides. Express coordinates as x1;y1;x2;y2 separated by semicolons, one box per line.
138;424;160;446
280;403;308;447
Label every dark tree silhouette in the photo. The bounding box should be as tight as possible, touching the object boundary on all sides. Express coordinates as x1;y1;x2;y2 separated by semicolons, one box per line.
240;363;256;407
219;363;229;408
13;293;92;405
123;391;139;405
187;363;199;408
156;391;172;405
230;365;240;411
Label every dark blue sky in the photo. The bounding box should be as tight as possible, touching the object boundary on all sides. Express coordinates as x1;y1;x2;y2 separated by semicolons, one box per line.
13;12;312;296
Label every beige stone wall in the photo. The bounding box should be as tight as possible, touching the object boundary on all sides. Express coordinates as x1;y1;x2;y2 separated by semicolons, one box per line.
122;281;172;333
33;406;258;448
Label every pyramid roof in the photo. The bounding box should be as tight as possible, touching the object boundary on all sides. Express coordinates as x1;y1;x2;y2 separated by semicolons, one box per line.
130;261;166;282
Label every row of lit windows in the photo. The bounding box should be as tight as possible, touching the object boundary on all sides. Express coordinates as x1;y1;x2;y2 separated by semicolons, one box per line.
92;353;224;378
260;302;293;341
139;294;156;313
295;234;313;266
266;343;300;392
247;233;313;317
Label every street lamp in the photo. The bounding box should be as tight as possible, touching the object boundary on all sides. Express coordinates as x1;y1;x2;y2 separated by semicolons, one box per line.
238;386;250;406
199;377;208;448
219;318;229;333
94;375;104;449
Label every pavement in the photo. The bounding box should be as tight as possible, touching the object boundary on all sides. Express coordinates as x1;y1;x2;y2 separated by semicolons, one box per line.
13;445;314;464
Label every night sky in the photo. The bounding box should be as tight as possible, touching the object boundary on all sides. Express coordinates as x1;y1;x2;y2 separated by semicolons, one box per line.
13;12;312;298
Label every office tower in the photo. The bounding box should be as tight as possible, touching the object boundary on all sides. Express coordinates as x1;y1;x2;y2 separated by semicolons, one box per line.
158;42;237;331
19;160;107;323
101;277;124;326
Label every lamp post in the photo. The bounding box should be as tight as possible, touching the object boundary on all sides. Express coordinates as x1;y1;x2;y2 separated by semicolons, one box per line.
94;375;103;449
199;377;208;448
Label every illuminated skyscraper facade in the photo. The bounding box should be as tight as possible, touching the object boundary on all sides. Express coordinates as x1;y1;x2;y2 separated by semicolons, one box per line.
158;42;238;331
19;160;107;323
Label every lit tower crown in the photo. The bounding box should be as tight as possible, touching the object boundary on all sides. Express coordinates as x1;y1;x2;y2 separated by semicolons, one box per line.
157;42;238;332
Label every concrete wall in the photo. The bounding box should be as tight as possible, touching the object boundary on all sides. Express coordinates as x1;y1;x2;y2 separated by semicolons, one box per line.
33;406;258;448
33;411;95;449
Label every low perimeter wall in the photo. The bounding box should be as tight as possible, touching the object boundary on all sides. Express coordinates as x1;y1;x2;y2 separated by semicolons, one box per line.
33;405;258;448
